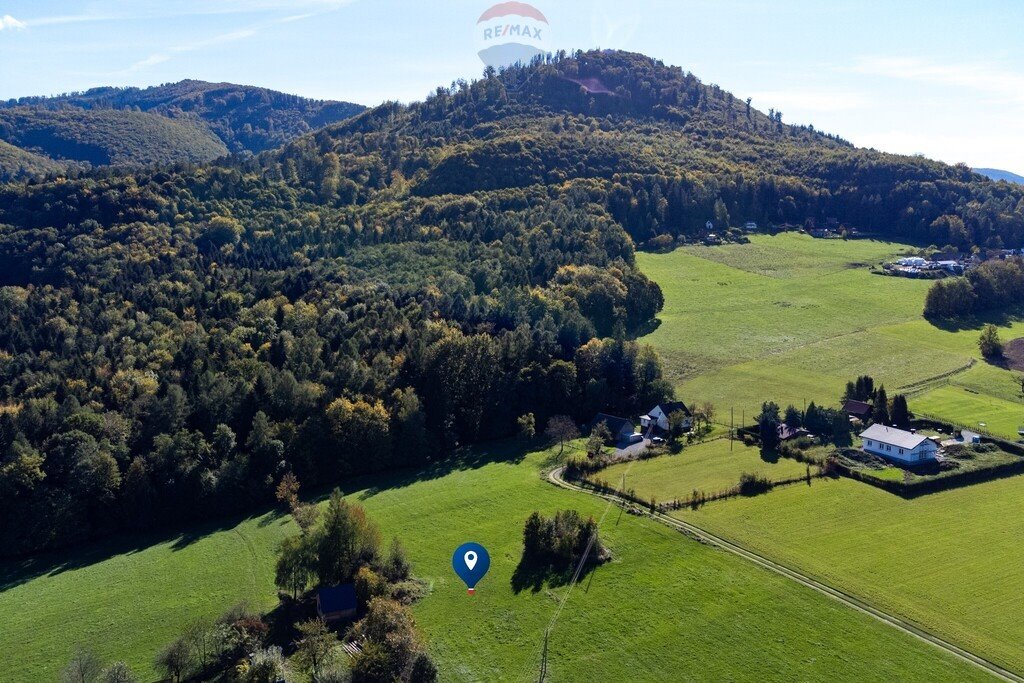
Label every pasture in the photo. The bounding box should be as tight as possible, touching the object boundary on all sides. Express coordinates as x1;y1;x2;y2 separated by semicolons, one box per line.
677;474;1024;675
637;233;1024;438
599;438;810;502
0;442;988;682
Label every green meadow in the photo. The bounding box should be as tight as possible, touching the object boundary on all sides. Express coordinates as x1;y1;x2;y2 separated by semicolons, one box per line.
600;438;810;501
637;233;1024;437
0;443;988;682
677;474;1024;675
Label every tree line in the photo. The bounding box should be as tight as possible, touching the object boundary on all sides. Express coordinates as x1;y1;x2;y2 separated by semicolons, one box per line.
0;144;670;558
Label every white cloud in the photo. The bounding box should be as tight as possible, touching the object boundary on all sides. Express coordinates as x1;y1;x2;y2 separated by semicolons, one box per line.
0;14;27;31
125;10;323;73
22;1;352;28
849;56;1024;104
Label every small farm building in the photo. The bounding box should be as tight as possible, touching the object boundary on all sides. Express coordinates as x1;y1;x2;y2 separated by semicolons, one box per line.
591;413;635;443
317;584;357;622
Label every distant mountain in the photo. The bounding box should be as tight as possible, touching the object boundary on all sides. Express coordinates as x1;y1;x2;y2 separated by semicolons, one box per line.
0;106;228;170
974;168;1024;184
3;80;366;155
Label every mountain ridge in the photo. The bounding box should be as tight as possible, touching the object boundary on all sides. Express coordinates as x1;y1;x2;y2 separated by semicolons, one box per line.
264;50;1023;249
0;80;366;180
974;168;1024;184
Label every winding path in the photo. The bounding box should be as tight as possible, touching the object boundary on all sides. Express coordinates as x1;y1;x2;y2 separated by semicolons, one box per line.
547;466;1023;683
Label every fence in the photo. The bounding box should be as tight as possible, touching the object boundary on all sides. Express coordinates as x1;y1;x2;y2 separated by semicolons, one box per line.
573;465;825;512
832;458;1024;498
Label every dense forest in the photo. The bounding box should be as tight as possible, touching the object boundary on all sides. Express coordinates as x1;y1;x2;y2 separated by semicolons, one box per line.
2;80;365;156
0;138;65;182
267;50;1023;249
2;50;1022;558
0;106;229;170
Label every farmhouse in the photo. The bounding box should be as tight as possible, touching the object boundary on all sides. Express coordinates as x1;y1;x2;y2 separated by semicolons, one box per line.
860;424;938;463
777;424;810;441
317;584;357;622
640;401;692;433
841;399;873;421
591;413;635;443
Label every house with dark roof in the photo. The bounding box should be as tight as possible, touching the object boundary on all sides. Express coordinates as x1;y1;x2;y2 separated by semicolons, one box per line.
640;402;693;433
591;413;635;443
317;584;357;622
841;399;873;421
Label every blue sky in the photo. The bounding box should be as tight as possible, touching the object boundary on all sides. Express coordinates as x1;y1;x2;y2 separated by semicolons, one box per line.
1;0;1022;171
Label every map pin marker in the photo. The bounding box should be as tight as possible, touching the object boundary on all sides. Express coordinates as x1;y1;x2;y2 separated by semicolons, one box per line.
452;542;490;595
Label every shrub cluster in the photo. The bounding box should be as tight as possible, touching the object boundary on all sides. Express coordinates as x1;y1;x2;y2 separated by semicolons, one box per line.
522;510;608;568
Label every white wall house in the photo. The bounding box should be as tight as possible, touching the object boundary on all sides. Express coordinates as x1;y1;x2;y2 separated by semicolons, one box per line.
860;424;938;463
640;402;692;432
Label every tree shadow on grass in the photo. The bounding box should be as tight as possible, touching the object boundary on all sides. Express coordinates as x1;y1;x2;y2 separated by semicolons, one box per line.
510;555;601;594
926;307;1024;333
0;508;279;593
355;439;529;500
0;437;535;593
626;317;662;340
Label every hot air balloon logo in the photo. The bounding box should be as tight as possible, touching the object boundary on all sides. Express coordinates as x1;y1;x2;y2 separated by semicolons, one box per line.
475;2;550;69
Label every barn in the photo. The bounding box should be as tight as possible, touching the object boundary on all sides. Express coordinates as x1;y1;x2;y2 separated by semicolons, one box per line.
591;413;636;444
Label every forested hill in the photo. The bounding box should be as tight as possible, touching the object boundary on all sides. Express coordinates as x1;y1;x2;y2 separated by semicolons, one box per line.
3;80;366;155
0;53;671;558
1;50;1021;558
0;106;229;173
270;50;1024;250
0;138;66;182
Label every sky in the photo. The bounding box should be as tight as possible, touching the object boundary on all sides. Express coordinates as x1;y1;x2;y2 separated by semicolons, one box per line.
1;0;1022;172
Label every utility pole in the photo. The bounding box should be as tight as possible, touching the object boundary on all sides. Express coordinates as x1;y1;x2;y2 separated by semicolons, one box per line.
730;407;734;451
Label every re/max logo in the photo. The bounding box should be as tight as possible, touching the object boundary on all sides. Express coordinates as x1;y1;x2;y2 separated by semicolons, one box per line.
482;24;543;41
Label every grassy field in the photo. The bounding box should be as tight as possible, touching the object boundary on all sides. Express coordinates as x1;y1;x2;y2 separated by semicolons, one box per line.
677;474;1024;675
0;513;292;682
637;233;1024;437
599;439;811;501
0;442;989;682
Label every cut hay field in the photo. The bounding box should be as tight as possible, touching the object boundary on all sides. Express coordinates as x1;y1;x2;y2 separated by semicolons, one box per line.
637;233;1024;438
676;474;1024;675
600;439;811;502
0;442;989;682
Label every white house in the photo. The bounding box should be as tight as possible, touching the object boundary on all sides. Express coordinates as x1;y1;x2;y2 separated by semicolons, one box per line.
860;424;938;463
640;401;692;433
